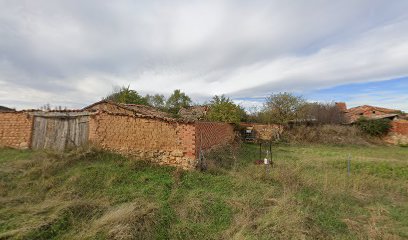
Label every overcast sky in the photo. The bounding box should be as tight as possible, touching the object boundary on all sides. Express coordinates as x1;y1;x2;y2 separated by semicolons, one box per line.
1;0;408;110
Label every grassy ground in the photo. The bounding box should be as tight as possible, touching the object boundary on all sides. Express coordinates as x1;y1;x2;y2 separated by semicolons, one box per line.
0;144;407;239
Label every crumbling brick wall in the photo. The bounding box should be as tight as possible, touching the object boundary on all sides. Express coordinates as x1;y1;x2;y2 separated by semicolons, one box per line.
0;108;237;169
88;111;197;169
391;120;408;135
385;120;408;145
89;113;235;169
0;112;33;149
195;122;235;154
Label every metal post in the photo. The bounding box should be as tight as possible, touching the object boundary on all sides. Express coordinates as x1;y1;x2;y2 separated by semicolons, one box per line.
264;148;273;176
199;132;203;170
269;141;272;167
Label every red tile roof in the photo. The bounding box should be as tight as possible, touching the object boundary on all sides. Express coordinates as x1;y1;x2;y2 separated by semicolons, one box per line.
345;105;401;123
347;105;400;115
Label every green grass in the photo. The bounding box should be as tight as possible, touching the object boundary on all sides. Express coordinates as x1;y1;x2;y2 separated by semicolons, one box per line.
0;144;407;239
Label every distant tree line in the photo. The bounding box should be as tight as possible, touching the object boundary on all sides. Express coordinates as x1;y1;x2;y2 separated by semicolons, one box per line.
253;92;392;136
250;92;345;125
104;86;347;125
104;86;357;126
39;103;67;111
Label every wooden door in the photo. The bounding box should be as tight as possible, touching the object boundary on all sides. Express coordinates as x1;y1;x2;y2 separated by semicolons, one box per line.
31;116;89;151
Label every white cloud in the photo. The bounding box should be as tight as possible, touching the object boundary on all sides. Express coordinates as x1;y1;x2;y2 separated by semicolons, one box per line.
0;0;407;109
233;99;264;113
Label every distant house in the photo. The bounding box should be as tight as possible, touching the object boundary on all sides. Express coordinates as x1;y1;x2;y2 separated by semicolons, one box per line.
0;105;15;112
334;102;408;144
335;102;402;124
178;105;209;121
1;100;235;169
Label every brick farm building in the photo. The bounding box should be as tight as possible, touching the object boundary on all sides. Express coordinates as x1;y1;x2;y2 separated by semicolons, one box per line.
0;101;235;169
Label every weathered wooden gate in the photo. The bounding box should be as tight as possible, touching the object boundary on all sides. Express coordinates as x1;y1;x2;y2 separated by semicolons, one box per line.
31;112;90;151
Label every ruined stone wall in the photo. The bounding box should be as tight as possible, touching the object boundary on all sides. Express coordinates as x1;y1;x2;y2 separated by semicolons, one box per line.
88;112;197;169
240;123;283;141
0;112;33;149
195;122;235;154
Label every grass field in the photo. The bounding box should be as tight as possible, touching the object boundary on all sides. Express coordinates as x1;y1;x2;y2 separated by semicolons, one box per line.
0;144;407;239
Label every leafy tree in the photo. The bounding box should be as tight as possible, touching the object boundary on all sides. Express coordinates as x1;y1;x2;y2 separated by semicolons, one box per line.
356;118;392;136
206;95;246;123
165;89;192;115
104;85;148;105
145;94;166;109
260;92;306;124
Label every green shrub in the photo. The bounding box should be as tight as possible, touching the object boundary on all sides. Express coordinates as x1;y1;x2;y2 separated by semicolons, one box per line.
356;118;392;136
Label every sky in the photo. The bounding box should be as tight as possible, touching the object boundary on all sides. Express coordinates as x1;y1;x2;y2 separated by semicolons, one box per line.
0;0;407;111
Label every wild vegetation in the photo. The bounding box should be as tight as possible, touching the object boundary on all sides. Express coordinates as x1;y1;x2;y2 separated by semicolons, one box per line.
281;125;384;145
104;85;149;105
205;95;246;124
1;144;407;239
356;118;393;137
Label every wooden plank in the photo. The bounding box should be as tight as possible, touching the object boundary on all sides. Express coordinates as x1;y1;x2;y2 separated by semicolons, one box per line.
31;117;39;149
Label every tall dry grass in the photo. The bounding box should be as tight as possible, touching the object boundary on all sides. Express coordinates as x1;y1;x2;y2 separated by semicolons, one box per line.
0;143;407;239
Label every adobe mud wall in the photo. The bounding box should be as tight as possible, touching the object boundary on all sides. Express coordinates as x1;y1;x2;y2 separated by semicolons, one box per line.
88;111;197;169
0;109;237;169
0;112;33;149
